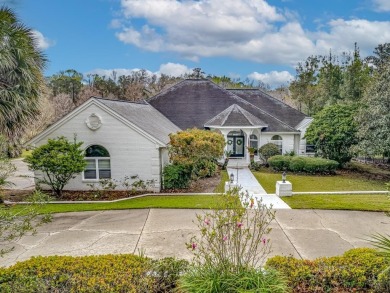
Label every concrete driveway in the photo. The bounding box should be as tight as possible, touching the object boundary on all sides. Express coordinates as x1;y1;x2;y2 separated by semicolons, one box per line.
2;208;390;267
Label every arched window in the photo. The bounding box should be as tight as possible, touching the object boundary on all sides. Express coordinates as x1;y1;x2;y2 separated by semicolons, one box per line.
249;134;258;154
84;145;111;179
271;135;283;154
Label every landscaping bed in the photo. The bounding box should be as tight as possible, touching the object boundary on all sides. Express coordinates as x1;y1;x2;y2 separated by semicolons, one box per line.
2;172;222;203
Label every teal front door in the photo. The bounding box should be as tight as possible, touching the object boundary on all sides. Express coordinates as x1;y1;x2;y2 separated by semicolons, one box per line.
227;136;245;157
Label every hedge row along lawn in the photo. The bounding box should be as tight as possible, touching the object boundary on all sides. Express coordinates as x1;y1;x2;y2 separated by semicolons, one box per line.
252;170;387;193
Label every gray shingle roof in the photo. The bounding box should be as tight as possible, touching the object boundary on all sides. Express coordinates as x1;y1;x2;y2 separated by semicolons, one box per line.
148;79;300;132
204;104;268;127
228;89;308;128
97;98;180;144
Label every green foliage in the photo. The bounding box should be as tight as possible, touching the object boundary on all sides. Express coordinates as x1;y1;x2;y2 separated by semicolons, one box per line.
193;159;217;178
163;164;192;189
249;161;263;171
289;55;320;116
180;188;286;292
25;137;87;197
0;156;16;189
186;188;274;271
355;60;390;158
0;7;47;157
0;191;51;257
150;257;189;292
168;129;225;185
169;128;225;166
305;103;359;165
0;254;188;292
48;69;83;103
290;46;370;116
259;143;281;163
121;175;156;195
268;155;338;174
376;266;390;293
266;248;389;292
267;155;292;171
179;265;287;293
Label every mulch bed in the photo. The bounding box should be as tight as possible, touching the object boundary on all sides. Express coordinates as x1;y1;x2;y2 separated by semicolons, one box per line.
1;173;222;202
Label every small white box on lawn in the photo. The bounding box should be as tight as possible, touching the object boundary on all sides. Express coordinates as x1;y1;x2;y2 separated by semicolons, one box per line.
276;181;292;197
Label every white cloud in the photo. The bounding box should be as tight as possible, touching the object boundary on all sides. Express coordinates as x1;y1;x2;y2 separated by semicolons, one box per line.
109;19;122;29
248;70;293;87
114;0;390;66
372;0;390;12
314;19;390;56
158;63;191;76
32;30;54;50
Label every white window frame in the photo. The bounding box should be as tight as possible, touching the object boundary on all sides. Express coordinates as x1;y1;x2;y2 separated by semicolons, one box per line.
271;135;283;154
83;157;111;181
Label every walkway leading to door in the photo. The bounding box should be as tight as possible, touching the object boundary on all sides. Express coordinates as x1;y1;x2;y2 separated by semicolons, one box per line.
226;167;291;209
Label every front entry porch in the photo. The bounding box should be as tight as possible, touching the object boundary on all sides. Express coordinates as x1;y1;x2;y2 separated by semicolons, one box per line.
226;135;245;158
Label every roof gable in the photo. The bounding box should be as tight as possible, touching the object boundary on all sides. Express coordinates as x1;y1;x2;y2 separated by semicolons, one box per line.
205;104;268;128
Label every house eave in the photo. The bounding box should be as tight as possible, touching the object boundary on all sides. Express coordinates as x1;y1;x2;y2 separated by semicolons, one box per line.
205;125;268;129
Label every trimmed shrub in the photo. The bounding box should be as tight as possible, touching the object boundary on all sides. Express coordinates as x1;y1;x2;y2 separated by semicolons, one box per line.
193;159;217;178
266;248;389;292
0;254;188;292
259;143;281;162
376;266;390;292
163;163;192;189
268;155;338;174
289;156;306;172
268;155;292;171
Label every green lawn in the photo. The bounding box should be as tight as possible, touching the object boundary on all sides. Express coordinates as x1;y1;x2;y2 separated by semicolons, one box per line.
283;194;390;212
252;171;387;193
20;195;221;214
214;171;229;193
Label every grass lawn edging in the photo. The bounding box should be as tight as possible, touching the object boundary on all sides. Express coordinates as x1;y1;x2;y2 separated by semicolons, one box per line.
14;192;219;205
292;190;388;195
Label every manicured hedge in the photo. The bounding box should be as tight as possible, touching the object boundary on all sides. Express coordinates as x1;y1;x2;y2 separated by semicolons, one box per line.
0;254;188;292
266;248;389;292
163;163;192;189
268;155;338;174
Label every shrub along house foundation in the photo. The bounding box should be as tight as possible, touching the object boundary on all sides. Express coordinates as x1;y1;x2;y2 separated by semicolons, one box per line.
28;79;312;191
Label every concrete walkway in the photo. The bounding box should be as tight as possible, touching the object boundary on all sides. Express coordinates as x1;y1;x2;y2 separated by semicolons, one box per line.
2;209;390;267
227;167;291;209
7;158;35;190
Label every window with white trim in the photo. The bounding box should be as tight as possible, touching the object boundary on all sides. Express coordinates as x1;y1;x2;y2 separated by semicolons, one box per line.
84;145;111;180
249;134;258;155
271;135;283;154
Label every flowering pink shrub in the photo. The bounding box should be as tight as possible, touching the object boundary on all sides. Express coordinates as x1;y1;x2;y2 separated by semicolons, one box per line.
186;187;275;272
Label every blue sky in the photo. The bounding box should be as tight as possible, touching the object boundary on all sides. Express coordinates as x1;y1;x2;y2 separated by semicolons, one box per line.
4;0;390;87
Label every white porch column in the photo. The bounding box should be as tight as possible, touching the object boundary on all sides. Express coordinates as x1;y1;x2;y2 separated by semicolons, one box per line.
242;129;252;164
219;129;230;158
294;134;300;155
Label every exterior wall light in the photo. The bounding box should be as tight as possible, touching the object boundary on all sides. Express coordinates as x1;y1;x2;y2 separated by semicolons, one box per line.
230;173;234;183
